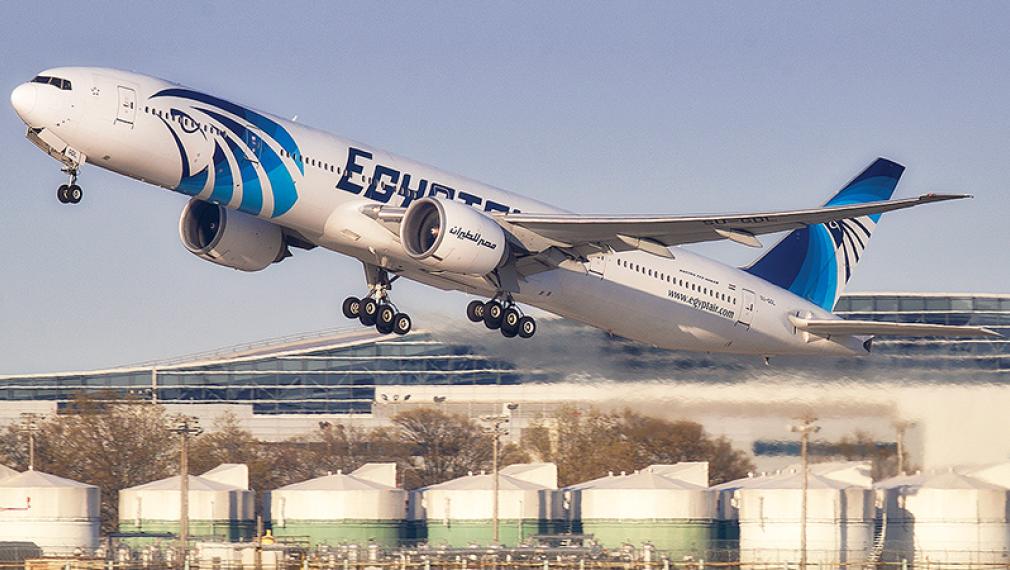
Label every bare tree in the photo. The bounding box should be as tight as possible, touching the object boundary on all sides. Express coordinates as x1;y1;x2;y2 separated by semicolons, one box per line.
524;406;753;486
391;408;496;487
0;395;179;533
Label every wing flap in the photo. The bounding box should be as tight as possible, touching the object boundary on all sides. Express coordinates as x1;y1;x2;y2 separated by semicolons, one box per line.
789;315;1001;338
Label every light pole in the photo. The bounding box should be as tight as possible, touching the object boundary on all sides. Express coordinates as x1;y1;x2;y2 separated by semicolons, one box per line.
378;393;412;419
168;416;203;562
19;413;42;471
482;403;518;545
790;416;820;570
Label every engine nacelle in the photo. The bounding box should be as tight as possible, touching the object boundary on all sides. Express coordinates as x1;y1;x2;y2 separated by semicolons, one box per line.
179;199;287;272
399;197;508;275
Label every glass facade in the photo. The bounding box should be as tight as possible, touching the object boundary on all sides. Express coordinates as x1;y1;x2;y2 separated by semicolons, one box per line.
1;293;1007;415
0;332;528;415
831;293;1010;379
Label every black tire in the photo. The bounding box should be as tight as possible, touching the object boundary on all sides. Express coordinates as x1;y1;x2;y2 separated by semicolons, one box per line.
68;185;82;204
375;304;396;334
376;317;394;335
393;313;412;335
501;307;521;337
342;296;361;319
360;298;378;326
378;304;396;327
483;300;504;329
503;307;521;329
466;300;485;323
518;316;537;339
57;185;70;204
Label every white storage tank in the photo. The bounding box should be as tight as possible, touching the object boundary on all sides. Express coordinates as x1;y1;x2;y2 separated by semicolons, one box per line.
265;463;407;546
876;470;1010;567
0;469;100;555
414;463;557;546
119;464;255;542
738;469;874;565
715;462;872;559
568;463;714;555
0;464;17;481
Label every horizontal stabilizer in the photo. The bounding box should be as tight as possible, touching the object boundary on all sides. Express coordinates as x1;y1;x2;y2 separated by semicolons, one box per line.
789;315;1001;338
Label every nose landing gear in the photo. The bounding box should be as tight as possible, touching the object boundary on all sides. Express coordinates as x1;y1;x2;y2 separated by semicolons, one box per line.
466;297;536;339
57;167;82;205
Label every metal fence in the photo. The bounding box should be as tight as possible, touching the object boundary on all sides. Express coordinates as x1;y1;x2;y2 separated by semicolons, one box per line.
4;549;1010;570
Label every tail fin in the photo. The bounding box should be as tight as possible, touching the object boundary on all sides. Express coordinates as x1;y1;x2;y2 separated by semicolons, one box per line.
744;158;905;311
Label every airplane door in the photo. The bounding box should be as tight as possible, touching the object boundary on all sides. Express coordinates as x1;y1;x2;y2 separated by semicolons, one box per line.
115;86;137;126
244;128;263;161
738;288;756;327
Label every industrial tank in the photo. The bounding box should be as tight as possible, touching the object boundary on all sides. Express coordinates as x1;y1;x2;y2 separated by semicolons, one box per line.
0;469;100;555
266;463;407;546
119;464;255;541
414;463;557;547
569;464;714;555
737;469;874;565
0;464;17;481
877;471;1010;567
715;462;872;559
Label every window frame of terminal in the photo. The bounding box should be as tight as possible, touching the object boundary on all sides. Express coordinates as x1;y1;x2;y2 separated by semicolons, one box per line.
31;75;72;91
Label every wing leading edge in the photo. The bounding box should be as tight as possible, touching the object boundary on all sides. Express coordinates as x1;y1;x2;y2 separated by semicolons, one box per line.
500;193;968;252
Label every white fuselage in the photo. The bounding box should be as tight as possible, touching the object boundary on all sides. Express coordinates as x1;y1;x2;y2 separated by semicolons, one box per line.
11;67;867;357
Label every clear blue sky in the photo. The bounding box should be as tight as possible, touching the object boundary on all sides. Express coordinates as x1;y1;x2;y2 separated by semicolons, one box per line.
1;2;1007;373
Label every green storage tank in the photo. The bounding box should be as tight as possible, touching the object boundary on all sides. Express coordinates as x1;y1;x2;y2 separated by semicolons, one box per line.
266;463;407;547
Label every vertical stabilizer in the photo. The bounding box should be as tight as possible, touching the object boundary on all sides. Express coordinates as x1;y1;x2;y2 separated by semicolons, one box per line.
744;158;905;310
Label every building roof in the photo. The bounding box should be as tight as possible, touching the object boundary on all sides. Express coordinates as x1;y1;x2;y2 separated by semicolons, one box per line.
125;474;240;492
876;470;1007;491
0;469;95;489
274;471;397;492
745;470;854;490
422;471;554;491
0;464;18;481
582;468;708;491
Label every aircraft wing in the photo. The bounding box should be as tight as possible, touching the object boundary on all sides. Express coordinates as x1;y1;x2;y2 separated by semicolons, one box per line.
789;315;1001;339
500;193;968;254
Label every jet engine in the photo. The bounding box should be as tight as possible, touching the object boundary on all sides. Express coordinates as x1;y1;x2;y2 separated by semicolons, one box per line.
399;197;508;275
179;199;288;272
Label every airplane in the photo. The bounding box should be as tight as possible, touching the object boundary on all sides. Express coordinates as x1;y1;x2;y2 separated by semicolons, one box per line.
9;67;998;358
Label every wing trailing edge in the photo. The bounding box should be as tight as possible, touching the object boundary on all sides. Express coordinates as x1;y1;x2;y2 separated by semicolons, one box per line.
788;315;1001;339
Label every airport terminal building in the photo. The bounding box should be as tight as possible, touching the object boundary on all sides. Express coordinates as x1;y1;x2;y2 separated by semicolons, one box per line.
1;292;1008;469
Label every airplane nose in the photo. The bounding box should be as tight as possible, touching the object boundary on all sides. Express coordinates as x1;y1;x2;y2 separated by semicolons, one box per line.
10;83;37;121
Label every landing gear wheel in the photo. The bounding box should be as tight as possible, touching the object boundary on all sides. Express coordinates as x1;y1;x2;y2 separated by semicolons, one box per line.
57;185;70;204
376;304;396;334
342;296;361;319
518;316;537;339
68;185;82;204
500;307;521;337
393;313;412;335
483;300;504;330
466;300;485;323
360;298;379;326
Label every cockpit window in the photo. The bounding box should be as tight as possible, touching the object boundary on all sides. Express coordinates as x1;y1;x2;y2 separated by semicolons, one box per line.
31;75;72;91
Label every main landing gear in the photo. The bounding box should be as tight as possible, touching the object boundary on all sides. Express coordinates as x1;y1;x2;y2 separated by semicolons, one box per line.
341;264;412;336
56;167;82;205
466;297;536;339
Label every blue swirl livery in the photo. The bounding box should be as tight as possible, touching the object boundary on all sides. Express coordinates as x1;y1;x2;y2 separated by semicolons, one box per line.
150;88;302;218
743;158;905;311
